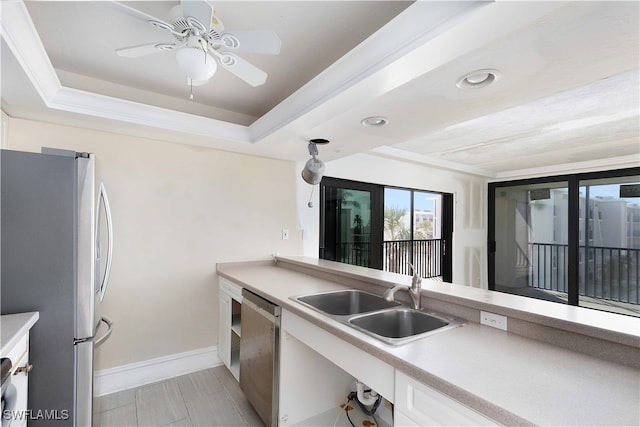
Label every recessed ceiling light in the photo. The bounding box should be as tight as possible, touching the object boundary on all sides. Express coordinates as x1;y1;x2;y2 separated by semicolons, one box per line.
361;116;389;127
456;69;501;89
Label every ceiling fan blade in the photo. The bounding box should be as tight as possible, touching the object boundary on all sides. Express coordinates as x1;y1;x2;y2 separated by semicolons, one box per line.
105;1;174;29
181;0;213;31
216;53;268;87
116;43;170;58
220;31;281;55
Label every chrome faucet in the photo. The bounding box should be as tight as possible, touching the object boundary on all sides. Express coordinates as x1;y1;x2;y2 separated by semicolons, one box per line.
384;263;422;310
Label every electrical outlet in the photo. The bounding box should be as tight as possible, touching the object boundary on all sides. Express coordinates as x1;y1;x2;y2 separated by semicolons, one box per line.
480;311;507;331
281;228;289;240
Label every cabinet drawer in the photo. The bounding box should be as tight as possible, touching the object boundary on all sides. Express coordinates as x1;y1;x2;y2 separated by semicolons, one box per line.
395;371;497;426
219;277;243;301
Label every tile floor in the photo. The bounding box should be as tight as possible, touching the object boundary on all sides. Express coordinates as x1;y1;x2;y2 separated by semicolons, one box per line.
94;366;263;427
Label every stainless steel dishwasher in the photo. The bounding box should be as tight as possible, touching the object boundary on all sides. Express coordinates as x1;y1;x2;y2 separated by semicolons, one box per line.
240;289;281;427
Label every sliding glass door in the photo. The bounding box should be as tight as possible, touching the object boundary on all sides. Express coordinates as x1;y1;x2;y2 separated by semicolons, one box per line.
319;178;383;269
491;181;570;303
489;168;640;317
578;177;640;315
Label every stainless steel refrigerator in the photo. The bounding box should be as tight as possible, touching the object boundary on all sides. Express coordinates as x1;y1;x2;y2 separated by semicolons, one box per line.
1;148;114;426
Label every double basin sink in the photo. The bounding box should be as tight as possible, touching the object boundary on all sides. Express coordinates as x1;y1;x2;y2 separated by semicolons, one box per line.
293;289;464;345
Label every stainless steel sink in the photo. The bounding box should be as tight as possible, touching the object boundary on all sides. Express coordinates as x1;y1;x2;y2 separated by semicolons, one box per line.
348;308;463;345
295;289;400;316
293;289;464;345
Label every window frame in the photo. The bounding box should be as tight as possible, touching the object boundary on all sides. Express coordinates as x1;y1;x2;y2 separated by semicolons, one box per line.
488;167;640;313
319;177;453;281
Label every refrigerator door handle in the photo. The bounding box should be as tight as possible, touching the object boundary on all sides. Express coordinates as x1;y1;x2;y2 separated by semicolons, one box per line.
94;316;114;348
97;182;114;302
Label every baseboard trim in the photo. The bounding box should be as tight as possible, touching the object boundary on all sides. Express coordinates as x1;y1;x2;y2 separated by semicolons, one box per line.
94;346;222;396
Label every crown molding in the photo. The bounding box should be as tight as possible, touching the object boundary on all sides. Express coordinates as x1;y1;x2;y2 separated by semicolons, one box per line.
492;155;640;181
371;146;640;181
370;146;496;178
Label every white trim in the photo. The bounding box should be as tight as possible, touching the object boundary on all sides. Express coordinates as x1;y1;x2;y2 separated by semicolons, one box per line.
94;346;222;396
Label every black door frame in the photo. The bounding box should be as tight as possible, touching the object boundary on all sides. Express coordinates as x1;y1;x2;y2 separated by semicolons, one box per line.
320;177;453;281
319;177;384;269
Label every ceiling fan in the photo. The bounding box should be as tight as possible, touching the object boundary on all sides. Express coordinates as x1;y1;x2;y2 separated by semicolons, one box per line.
111;0;281;90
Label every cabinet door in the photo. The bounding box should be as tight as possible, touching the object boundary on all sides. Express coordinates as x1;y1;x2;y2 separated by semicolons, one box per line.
394;410;421;427
218;291;231;368
395;371;497;426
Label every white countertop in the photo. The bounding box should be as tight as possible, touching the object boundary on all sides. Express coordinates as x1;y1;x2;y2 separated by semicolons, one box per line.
217;258;640;426
1;312;39;356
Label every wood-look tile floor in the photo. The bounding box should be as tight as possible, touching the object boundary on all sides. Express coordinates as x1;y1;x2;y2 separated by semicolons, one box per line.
94;366;263;427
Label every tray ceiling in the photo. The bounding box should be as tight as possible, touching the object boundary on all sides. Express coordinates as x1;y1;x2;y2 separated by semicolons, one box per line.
1;1;638;177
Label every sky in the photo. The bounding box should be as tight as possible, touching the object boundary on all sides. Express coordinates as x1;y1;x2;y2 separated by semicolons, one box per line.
585;183;639;203
384;188;438;211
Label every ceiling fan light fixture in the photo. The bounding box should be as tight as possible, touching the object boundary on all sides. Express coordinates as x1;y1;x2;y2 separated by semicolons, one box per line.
456;69;500;89
175;45;217;81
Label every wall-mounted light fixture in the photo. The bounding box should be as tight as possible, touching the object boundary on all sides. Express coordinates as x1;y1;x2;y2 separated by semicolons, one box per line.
301;138;330;185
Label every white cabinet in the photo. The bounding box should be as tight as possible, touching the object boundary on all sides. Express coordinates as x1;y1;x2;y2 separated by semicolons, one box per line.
394;371;498;426
1;312;38;427
3;330;33;427
218;277;242;381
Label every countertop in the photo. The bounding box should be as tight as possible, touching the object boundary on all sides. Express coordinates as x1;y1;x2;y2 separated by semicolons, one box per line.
217;257;640;427
1;311;39;356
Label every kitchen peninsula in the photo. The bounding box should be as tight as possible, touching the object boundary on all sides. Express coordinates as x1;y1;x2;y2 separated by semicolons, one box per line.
217;256;640;426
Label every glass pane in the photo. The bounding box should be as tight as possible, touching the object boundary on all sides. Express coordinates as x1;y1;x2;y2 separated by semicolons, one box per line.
579;177;640;316
494;182;569;303
383;188;411;241
384;189;411;275
413;191;442;278
337;188;371;268
413;191;441;239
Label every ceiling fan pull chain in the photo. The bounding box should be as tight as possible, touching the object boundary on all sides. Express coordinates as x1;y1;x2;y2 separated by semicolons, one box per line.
189;80;194;101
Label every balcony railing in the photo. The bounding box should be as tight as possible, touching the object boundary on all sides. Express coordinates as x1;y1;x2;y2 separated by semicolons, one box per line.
336;236;371;267
529;243;640;304
383;239;442;278
335;238;443;279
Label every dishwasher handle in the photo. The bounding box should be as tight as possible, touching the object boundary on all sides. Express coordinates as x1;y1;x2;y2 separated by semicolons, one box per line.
242;289;281;321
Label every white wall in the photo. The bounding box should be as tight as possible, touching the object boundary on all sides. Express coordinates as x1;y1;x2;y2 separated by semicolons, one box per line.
5;115;489;372
5;117;303;370
297;153;489;288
